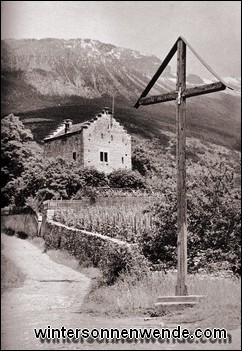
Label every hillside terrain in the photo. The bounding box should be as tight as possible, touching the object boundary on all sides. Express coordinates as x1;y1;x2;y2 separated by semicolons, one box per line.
1;38;241;151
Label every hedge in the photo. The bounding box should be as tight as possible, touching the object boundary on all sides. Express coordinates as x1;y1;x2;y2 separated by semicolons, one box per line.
42;219;146;284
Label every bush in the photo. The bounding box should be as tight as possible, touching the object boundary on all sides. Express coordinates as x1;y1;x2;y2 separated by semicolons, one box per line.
6;157;110;208
78;167;108;187
43;220;147;284
108;170;146;189
132;147;155;176
138;164;241;276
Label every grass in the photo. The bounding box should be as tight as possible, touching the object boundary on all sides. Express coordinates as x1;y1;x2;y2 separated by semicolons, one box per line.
80;270;241;330
1;253;26;292
29;237;241;329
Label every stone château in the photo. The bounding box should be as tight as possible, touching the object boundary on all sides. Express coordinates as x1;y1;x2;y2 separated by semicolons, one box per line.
43;107;132;174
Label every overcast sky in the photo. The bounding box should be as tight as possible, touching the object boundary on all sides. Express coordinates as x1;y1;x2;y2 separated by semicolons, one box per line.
1;1;241;77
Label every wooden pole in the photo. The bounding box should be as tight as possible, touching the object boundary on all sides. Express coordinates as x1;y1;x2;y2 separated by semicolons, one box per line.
133;36;229;301
175;38;188;296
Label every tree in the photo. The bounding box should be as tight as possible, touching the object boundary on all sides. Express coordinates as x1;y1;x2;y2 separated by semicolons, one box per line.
138;163;241;275
132;147;154;176
1;114;42;206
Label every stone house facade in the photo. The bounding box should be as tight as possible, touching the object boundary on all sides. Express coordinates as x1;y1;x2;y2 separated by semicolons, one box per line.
43;107;132;174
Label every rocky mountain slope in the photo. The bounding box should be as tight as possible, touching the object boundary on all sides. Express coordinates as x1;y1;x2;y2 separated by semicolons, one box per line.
1;38;241;151
1;38;168;101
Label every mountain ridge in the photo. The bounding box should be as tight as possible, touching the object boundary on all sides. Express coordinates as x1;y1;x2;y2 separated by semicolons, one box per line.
1;38;241;152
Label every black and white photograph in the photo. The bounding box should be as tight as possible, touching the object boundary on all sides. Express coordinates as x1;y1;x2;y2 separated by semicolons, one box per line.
1;1;241;349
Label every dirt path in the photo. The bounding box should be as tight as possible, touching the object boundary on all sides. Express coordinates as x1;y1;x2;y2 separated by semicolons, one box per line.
1;234;91;350
1;234;240;350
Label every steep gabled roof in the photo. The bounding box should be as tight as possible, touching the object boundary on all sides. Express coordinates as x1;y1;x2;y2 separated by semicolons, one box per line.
43;111;107;142
43;121;86;142
43;107;129;143
45;122;86;141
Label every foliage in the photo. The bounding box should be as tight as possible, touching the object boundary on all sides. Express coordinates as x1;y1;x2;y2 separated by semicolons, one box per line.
4;157;110;209
53;198;156;244
43;220;147;284
81;268;241;329
108;169;146;189
1;114;42;206
132;146;155;176
7;157;81;207
138;163;241;276
77;167;107;187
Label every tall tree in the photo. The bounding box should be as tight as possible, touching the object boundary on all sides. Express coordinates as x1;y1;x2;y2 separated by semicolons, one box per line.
1;114;42;206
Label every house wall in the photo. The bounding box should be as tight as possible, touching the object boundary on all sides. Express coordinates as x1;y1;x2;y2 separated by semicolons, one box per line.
44;131;84;164
44;113;131;174
82;114;131;173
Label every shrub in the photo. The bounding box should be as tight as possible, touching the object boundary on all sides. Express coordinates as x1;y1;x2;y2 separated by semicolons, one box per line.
43;220;147;284
138;164;241;276
132;147;155;176
108;170;146;189
78;167;108;187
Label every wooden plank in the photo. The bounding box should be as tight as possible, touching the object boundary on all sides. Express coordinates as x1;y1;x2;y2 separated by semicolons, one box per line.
134;39;178;108
175;38;188;297
183;81;226;98
137;81;226;107
139;91;177;105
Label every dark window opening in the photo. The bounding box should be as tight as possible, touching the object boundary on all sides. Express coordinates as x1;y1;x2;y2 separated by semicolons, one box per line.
100;151;108;162
104;152;108;162
101;133;104;139
100;152;104;162
111;135;113;141
73;152;77;161
122;157;124;164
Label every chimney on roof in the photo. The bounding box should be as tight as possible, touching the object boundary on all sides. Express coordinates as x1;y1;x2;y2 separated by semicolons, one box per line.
102;107;110;114
64;119;72;133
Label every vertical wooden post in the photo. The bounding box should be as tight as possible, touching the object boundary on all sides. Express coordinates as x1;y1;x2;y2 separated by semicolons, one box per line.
175;38;188;296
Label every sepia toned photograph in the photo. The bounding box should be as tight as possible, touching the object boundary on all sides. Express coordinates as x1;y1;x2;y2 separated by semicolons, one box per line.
1;1;241;349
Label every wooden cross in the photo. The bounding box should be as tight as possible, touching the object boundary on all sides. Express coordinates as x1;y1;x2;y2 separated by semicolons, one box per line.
134;36;231;296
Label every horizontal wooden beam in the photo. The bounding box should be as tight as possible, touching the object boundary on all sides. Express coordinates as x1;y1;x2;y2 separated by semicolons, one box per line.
137;82;226;107
183;81;226;98
139;91;177;105
134;40;178;108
